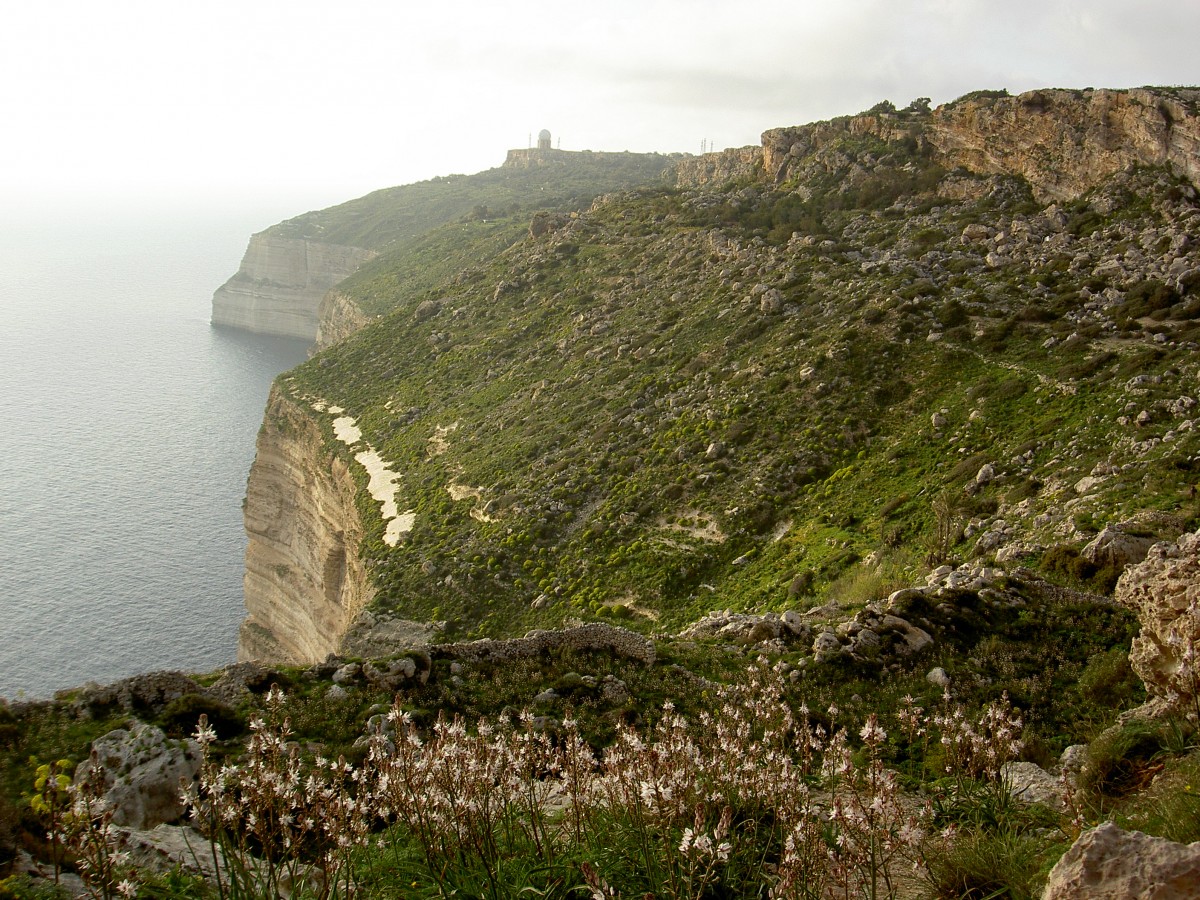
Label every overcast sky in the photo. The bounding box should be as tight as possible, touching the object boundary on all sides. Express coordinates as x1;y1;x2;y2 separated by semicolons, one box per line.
3;0;1198;216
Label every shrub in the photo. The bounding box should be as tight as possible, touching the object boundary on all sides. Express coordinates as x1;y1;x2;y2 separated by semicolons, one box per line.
1077;649;1140;709
159;694;244;740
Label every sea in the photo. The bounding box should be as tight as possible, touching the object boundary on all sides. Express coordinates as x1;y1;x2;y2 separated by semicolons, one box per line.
0;200;314;699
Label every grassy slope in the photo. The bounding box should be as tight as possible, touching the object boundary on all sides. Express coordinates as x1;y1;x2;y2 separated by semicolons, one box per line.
282;126;1200;642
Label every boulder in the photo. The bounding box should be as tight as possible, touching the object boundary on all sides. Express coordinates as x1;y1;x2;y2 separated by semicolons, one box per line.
759;288;784;314
1043;822;1200;899
1082;526;1157;572
812;631;843;662
877;615;933;655
1115;530;1200;706
1001;761;1063;808
79;722;201;830
122;824;227;881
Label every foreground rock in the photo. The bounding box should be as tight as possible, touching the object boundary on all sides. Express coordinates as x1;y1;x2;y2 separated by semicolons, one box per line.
78;722;201;830
1043;822;1200;899
1115;529;1200;708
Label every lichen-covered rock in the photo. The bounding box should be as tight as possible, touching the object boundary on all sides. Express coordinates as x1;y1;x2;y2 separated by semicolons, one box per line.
1043;822;1200;899
121;824;227;881
1001;761;1063;808
1115;530;1200;706
78;722;201;830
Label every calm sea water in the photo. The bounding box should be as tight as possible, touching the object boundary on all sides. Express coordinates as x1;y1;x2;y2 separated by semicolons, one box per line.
0;203;311;699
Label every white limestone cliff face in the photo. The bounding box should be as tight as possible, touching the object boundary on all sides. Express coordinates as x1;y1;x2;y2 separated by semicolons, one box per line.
238;385;376;664
212;234;376;341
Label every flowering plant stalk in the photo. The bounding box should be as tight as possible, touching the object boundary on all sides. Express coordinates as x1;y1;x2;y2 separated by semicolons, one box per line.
182;686;369;899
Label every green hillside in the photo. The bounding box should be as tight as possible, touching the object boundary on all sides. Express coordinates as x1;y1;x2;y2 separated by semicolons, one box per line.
285;115;1200;641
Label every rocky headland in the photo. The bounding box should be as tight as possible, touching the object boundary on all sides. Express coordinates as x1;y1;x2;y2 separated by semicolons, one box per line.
239;86;1200;666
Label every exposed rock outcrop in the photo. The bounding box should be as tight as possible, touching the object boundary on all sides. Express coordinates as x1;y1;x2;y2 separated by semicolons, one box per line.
434;623;656;667
679;88;1200;205
1043;822;1200;899
1081;525;1158;573
314;291;376;353
932;88;1200;203
1115;529;1200;707
239;386;377;664
212;234;375;341
72;671;206;716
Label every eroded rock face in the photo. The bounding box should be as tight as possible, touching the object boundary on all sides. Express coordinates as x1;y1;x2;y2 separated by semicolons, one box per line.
239;386;376;664
679;88;1200;206
212;234;375;340
314;290;376;352
1115;530;1200;706
1082;525;1158;573
931;88;1200;203
1043;822;1200;899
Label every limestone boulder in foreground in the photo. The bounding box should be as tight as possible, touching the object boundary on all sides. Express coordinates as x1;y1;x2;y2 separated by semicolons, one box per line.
1043;823;1200;899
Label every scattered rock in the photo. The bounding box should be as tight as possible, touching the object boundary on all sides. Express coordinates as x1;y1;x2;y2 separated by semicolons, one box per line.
926;667;951;688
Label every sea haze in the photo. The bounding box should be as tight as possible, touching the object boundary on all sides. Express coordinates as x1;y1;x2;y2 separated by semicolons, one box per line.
0;203;310;699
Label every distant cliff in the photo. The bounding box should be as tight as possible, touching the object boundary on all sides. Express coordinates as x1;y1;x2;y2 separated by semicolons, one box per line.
213;150;679;345
676;87;1200;200
211;235;375;340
